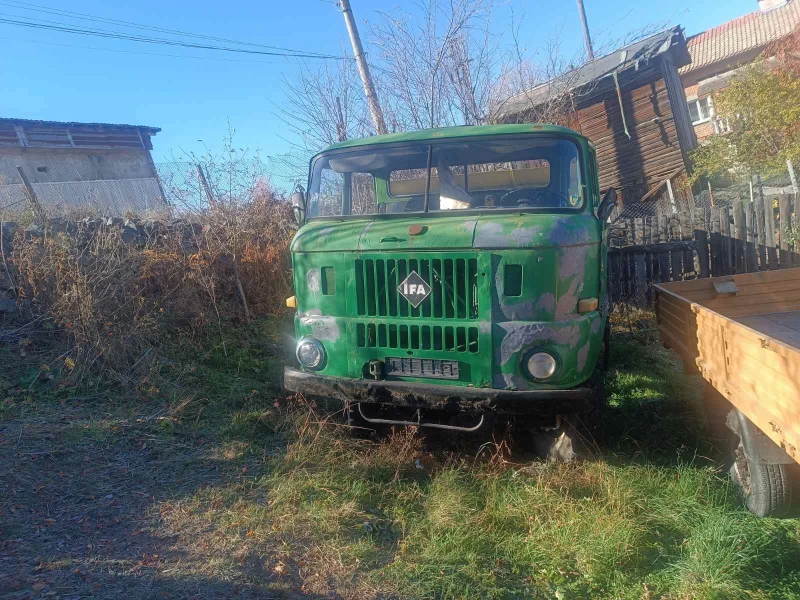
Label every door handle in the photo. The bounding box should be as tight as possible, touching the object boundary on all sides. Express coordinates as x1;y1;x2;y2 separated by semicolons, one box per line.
380;236;405;243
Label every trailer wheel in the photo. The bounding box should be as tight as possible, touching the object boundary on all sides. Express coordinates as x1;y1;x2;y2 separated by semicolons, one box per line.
727;409;800;518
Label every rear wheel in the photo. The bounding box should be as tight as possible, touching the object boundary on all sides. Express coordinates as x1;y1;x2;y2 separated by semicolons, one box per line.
727;409;800;517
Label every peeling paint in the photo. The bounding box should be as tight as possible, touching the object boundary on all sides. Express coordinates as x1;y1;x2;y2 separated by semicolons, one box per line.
307;269;321;294
461;219;479;233
548;218;590;246
536;292;556;314
555;278;582;319
300;315;341;342
492;313;602;390
577;340;591;372
474;222;541;248
497;322;551;365
551;325;582;348
590;318;602;334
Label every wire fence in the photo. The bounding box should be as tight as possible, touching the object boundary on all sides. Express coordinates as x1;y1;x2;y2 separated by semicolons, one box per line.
609;169;797;223
0;152;309;220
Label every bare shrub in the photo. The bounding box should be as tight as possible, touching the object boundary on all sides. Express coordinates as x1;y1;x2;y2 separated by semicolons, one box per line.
10;187;294;382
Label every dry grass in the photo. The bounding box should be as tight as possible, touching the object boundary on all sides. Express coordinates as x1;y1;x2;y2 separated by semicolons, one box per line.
6;195;294;384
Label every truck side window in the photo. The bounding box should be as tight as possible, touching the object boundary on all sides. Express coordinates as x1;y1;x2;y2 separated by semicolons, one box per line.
314;168;345;217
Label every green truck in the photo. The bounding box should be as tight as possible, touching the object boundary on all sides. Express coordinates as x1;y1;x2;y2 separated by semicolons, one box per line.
284;124;616;455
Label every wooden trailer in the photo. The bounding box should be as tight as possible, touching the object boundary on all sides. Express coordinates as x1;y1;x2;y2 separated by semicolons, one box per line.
654;268;800;517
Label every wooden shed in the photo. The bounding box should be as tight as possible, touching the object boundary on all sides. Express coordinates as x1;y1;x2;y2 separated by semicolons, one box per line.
499;28;697;208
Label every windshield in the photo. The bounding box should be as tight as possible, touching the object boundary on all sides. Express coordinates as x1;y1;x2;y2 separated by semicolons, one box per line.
307;137;583;218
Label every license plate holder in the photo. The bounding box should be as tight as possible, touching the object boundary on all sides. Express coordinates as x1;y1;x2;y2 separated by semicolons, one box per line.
385;357;459;380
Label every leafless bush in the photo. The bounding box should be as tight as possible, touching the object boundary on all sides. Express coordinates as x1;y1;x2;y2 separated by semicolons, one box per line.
9;151;295;383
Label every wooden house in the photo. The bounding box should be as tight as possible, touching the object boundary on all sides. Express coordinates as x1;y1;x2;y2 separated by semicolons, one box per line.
0;118;165;216
498;27;697;208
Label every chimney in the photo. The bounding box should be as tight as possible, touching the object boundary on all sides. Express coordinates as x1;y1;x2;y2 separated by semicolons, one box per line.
758;0;788;11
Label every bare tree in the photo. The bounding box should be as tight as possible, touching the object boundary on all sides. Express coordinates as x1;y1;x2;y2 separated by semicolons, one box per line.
277;51;373;151
276;1;673;147
369;0;494;129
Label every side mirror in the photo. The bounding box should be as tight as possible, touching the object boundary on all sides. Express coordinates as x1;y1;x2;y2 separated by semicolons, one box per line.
291;190;306;225
597;188;617;222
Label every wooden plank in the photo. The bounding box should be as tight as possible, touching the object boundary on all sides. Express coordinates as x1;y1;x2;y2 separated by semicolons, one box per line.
612;241;696;254
795;191;800;266
726;207;736;274
660;266;800;295
720;300;800;318
744;202;758;273
677;277;800;303
635;252;647;306
710;206;723;277
679;209;694;276
779;194;793;269
720;207;732;275
764;196;778;270
621;253;631;302
754;187;767;270
634;219;645;245
694;207;710;279
733;202;747;273
658;212;671;281
736;313;800;348
670;245;683;282
608;251;621;303
657;289;692;313
701;287;800;311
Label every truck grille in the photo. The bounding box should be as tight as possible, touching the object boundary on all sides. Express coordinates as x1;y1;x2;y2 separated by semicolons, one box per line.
356;322;479;353
355;257;479;319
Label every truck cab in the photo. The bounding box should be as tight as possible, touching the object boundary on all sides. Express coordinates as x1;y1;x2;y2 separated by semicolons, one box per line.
284;124;615;443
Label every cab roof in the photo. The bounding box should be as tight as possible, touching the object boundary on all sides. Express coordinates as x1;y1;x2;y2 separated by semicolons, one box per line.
320;124;586;154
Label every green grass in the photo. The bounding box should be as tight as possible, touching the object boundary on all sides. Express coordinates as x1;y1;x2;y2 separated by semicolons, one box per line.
2;315;800;599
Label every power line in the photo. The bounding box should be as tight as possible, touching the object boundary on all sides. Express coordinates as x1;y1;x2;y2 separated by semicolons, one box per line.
0;35;335;64
0;0;338;57
0;15;350;59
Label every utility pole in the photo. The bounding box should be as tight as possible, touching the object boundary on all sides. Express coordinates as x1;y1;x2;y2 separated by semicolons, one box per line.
339;0;388;135
575;0;595;60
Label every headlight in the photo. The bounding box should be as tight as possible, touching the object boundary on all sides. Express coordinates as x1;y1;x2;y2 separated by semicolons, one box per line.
525;351;557;380
296;337;325;370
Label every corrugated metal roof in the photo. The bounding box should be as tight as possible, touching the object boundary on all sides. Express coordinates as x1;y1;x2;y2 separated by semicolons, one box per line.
0;117;160;134
499;27;687;117
681;0;800;75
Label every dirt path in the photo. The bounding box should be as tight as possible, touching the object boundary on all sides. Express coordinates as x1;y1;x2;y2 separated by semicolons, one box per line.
0;400;310;599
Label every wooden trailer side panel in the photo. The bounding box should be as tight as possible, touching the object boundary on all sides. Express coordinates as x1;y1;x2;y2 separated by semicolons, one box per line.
692;307;800;462
655;272;800;464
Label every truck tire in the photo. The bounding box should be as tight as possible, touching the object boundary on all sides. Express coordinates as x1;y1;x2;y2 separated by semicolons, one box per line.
727;409;800;517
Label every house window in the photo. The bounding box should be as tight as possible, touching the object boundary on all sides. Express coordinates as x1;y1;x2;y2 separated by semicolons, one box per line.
688;97;713;124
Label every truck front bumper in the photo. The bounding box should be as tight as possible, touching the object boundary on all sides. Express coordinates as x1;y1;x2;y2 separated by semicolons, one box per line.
283;367;594;416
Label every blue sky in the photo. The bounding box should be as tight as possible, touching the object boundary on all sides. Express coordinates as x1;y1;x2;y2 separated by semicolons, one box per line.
0;0;757;162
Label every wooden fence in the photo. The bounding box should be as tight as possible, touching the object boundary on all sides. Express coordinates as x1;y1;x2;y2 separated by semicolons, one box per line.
608;193;799;306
